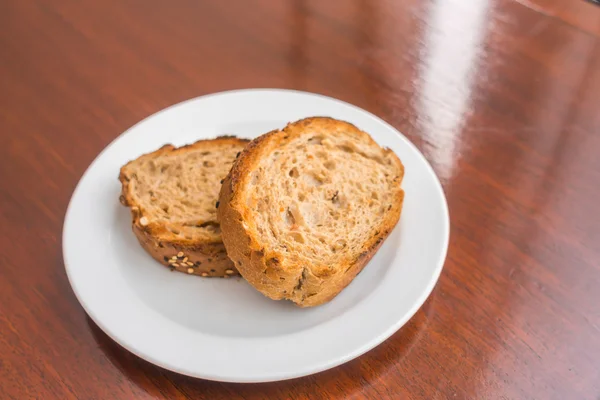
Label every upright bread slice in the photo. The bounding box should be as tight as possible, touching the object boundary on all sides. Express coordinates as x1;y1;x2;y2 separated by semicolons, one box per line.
218;117;404;306
119;136;249;277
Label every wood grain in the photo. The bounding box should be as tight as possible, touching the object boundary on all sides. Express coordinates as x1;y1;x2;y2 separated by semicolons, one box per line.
1;0;599;398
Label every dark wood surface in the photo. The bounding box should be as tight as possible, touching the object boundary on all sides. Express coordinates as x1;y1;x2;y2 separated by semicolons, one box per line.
1;0;600;399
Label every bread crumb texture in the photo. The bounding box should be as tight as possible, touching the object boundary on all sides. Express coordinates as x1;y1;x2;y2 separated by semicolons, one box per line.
121;138;246;243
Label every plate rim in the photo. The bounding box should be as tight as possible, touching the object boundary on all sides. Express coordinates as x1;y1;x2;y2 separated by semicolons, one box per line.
62;88;450;382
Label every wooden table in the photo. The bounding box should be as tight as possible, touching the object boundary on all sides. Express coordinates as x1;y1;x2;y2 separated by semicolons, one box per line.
1;0;600;398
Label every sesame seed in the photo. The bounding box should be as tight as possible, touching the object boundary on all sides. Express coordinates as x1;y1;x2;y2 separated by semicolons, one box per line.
172;263;179;267
139;217;148;226
182;257;188;263
186;262;194;266
187;268;194;274
201;272;208;277
225;269;234;275
177;252;184;258
170;256;177;261
215;201;220;208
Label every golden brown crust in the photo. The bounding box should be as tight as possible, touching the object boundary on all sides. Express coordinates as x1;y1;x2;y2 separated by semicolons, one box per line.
131;216;237;277
218;117;404;305
119;137;249;277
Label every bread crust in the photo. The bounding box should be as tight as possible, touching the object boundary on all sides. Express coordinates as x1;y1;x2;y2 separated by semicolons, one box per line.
119;137;249;277
218;117;404;306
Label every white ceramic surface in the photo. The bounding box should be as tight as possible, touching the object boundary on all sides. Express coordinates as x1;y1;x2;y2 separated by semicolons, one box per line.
63;89;449;383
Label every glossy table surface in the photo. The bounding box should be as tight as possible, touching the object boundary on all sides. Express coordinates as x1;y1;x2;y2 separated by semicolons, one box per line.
1;0;600;399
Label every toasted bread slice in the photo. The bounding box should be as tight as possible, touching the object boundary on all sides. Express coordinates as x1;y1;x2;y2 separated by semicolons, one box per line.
119;136;249;277
218;117;404;306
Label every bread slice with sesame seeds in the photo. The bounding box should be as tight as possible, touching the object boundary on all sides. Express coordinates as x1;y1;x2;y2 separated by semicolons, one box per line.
119;136;249;277
217;117;404;306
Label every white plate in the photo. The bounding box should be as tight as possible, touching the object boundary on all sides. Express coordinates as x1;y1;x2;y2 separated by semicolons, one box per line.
63;89;449;383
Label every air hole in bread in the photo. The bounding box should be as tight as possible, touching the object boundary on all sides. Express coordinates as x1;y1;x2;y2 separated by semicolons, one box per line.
197;221;220;233
328;210;340;220
331;191;339;203
305;173;323;187
203;160;215;167
285;208;296;227
290;232;305;243
176;182;187;193
331;240;347;252
289;167;299;178
289;202;305;227
266;257;279;268
339;144;354;153
324;160;335;170
251;171;260;185
257;199;268;213
180;199;195;207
